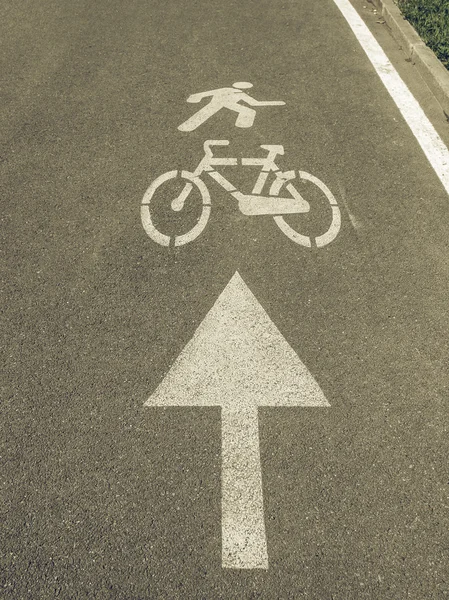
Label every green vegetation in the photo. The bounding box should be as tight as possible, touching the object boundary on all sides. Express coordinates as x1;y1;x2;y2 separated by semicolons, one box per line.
398;0;449;69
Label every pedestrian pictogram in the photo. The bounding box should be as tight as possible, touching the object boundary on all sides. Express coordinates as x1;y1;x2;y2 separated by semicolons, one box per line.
178;82;285;132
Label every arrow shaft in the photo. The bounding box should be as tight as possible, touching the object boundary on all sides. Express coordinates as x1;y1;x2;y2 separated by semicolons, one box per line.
221;406;268;569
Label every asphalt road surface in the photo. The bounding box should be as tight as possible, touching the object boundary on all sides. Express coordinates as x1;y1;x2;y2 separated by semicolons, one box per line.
2;0;448;598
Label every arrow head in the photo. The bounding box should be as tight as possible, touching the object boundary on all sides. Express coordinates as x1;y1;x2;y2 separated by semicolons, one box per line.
145;272;329;409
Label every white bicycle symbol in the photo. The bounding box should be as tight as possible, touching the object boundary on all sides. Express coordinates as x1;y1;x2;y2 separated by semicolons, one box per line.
141;140;341;247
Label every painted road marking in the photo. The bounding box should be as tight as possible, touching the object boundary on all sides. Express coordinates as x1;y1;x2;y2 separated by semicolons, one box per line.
141;140;341;247
145;272;330;569
332;0;449;196
178;82;285;132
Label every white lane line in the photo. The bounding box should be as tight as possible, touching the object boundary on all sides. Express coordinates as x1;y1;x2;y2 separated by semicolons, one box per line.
145;272;330;569
332;0;449;196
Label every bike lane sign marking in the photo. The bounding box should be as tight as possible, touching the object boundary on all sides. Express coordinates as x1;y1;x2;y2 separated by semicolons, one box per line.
144;272;330;569
141;139;341;247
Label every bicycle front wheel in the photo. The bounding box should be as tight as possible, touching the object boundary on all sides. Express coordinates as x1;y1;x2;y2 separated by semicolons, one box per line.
271;171;341;247
141;170;211;247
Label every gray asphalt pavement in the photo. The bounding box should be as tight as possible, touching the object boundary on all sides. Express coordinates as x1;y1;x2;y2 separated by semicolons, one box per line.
2;0;448;598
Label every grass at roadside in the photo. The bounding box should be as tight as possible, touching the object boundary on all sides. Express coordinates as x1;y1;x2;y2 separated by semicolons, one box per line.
397;0;449;69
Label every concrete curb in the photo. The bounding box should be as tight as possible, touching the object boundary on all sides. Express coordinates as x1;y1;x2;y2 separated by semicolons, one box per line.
370;0;449;116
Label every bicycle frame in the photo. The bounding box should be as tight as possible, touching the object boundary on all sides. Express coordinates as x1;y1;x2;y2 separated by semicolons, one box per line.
194;139;284;194
172;140;308;216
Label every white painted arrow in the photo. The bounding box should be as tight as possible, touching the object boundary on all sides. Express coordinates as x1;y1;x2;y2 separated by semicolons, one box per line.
145;271;329;569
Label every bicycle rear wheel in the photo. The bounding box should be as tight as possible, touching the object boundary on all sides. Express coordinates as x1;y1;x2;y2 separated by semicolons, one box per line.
141;170;211;247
